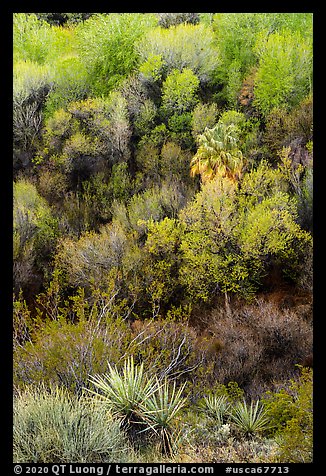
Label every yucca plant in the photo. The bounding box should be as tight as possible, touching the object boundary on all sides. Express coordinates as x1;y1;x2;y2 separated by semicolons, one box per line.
139;378;187;456
230;399;270;437
88;356;158;433
201;394;230;427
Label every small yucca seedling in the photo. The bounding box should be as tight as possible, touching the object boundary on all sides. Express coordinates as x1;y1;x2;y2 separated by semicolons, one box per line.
201;394;230;427
139;378;187;456
88;356;158;431
230;399;270;437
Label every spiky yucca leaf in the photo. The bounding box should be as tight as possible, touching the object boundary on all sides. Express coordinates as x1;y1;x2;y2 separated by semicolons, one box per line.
139;378;187;455
230;399;270;436
202;394;230;427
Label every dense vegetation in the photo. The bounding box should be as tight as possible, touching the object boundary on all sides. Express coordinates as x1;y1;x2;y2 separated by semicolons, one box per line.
13;12;313;463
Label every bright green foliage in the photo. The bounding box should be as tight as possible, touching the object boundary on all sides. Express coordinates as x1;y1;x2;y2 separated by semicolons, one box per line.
13;14;101;161
139;54;164;83
12;12;313;462
145;218;182;257
211;13;312;106
219;110;246;130
212;14;268;75
13;15;89;120
263;368;313;429
211;13;268;104
253;31;312;116
13;385;130;463
238;160;287;207
76;13;157;95
190;122;245;182
262;390;297;437
13;13;52;64
161;69;200;116
13;60;52;165
137;23;219;83
225;60;242;107
179;177;248;300
112;184;187;238
279;369;313;463
13;60;52;102
44;53;89;117
263;368;313;462
238;192;311;280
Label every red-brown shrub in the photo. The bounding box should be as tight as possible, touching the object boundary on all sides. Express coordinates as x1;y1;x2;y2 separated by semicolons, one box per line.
204;298;312;397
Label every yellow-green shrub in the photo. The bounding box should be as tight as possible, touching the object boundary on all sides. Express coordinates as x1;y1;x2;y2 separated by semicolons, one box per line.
263;367;313;463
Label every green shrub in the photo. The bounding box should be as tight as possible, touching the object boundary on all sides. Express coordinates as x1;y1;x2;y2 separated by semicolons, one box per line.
13;13;52;64
253;30;312;116
13;288;133;393
75;13;157;95
137;23;219;84
180;165;312;302
262;367;313;463
39;94;131;187
13;385;131;463
161;69;200;117
191;102;219;139
13;59;52;169
13;179;59;294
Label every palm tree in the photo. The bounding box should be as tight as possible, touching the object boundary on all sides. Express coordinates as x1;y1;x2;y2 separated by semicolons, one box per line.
190;122;245;182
